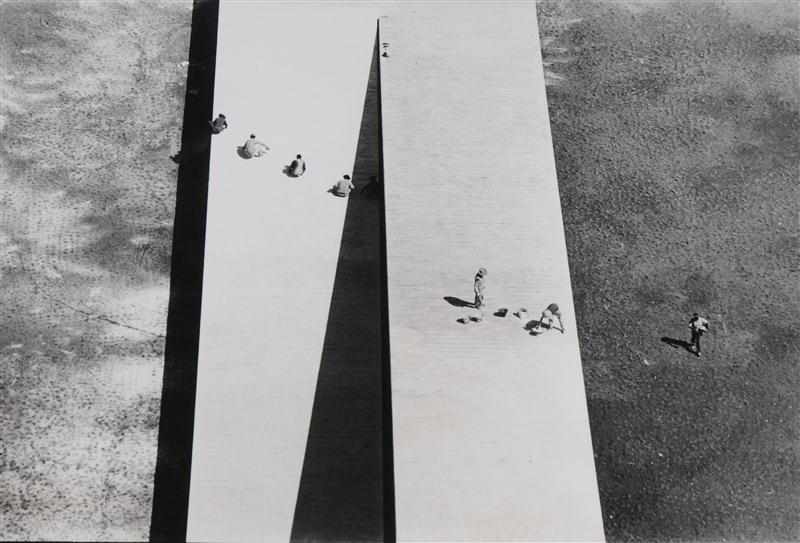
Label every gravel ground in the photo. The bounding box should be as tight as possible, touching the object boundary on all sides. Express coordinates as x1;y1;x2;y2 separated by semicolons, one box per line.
538;1;799;541
0;1;191;539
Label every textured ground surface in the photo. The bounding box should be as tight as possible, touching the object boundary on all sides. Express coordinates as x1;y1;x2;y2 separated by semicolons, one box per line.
538;1;799;541
0;1;191;539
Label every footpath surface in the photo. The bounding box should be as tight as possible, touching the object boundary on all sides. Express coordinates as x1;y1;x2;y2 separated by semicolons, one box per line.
380;6;605;541
186;2;603;541
185;3;385;541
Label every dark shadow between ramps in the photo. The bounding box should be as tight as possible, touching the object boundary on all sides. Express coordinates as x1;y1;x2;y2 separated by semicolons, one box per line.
149;0;219;541
524;319;541;331
290;30;393;542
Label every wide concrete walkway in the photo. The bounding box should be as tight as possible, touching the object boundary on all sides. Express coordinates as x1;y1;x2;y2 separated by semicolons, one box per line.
185;3;386;541
186;2;603;541
380;6;605;541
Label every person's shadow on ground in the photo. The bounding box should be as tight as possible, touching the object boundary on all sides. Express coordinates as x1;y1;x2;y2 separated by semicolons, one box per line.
326;187;347;197
661;336;694;354
444;296;474;308
236;146;251;159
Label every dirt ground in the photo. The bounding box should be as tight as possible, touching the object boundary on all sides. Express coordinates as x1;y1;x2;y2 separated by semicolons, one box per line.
0;1;191;539
537;1;799;541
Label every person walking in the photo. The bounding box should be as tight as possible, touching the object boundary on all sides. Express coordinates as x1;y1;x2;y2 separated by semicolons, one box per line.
331;174;354;197
688;313;710;357
209;113;228;134
473;268;487;315
287;154;306;177
241;134;270;158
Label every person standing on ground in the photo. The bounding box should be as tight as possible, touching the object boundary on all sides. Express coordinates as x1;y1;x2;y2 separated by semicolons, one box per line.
209;114;228;134
288;154;306;177
331;174;354;197
473;268;487;314
241;134;269;158
688;313;710;357
539;303;565;333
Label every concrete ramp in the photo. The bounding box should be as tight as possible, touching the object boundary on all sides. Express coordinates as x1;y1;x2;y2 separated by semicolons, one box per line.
379;7;605;541
183;2;602;541
185;4;385;541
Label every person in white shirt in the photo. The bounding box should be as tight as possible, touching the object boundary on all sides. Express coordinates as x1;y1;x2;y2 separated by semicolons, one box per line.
331;174;355;197
241;134;269;158
688;313;710;357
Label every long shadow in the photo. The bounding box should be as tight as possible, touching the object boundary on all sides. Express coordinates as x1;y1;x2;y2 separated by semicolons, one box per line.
661;336;694;354
290;29;393;542
444;295;474;308
149;0;219;540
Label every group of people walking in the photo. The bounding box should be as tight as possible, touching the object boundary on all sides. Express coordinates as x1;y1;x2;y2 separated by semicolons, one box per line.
209;113;357;198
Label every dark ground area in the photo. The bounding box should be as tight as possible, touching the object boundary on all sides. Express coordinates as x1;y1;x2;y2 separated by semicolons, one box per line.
537;1;799;541
0;1;191;539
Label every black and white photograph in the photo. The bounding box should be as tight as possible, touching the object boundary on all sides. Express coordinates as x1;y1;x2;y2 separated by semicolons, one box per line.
0;1;797;542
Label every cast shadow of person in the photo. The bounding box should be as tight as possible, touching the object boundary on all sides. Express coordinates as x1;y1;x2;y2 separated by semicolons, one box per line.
660;336;694;354
444;296;474;308
236;146;251;159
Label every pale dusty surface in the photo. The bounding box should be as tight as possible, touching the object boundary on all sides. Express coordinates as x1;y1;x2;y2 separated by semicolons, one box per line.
380;6;604;541
186;3;390;541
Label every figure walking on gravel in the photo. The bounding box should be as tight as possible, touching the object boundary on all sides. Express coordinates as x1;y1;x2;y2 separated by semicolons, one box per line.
688;313;709;357
240;134;270;158
473;267;487;315
209;113;228;134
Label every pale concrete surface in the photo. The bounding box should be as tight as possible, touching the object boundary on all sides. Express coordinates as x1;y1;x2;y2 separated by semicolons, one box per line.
290;36;388;542
186;3;388;541
380;6;605;541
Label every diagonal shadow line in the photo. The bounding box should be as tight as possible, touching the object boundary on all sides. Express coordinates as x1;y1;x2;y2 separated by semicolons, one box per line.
149;0;219;540
376;18;396;542
290;29;391;542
